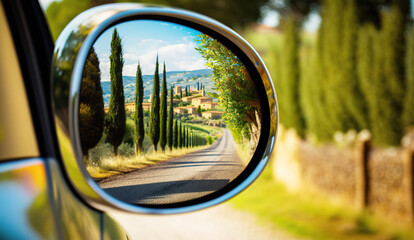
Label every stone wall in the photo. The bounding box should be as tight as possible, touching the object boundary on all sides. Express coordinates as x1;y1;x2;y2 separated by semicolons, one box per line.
273;127;414;222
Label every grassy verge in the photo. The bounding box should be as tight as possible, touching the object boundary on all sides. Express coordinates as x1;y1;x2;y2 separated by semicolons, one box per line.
235;140;252;166
87;146;209;182
186;123;223;138
230;166;414;240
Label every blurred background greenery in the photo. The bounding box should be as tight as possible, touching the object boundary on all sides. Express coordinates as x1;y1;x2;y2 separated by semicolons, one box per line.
41;0;414;239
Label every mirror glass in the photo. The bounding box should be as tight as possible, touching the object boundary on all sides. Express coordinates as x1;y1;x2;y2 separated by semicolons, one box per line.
79;20;262;205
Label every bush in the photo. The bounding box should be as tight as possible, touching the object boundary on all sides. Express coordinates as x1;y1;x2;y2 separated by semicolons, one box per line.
206;136;213;145
88;142;113;166
118;142;134;157
123;121;134;145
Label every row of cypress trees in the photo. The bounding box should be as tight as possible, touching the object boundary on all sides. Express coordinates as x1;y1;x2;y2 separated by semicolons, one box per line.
136;55;208;153
80;28;208;161
277;0;413;146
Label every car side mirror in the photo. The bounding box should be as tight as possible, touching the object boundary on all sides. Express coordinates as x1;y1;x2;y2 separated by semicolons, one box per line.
52;3;278;214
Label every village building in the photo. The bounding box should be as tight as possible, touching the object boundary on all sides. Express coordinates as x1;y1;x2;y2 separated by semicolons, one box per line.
175;86;181;95
190;89;203;95
181;95;197;103
125;103;135;112
200;101;218;109
173;107;188;115
192;96;212;107
202;111;223;120
183;106;197;115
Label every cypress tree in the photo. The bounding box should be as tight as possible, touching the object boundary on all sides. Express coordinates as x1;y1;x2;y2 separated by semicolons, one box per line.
185;86;188;96
179;121;182;148
134;63;145;154
160;63;167;151
374;2;408;145
173;118;178;149
186;126;189;148
340;0;367;130
278;15;304;136
357;23;377;134
403;26;414;128
149;56;160;151
183;126;187;148
105;28;125;157
79;47;104;164
180;88;182;99
167;86;174;150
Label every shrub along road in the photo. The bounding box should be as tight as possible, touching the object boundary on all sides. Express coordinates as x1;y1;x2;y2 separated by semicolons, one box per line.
99;129;245;205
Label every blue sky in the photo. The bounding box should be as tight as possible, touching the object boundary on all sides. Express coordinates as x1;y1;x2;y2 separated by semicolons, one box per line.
93;20;207;81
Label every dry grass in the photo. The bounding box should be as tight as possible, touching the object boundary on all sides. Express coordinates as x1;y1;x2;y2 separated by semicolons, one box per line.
87;146;209;182
235;140;253;166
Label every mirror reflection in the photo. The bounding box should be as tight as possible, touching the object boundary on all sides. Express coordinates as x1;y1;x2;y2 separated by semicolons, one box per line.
79;20;262;205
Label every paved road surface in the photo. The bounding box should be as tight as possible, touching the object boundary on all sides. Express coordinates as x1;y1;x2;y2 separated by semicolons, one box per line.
99;129;245;205
109;203;300;240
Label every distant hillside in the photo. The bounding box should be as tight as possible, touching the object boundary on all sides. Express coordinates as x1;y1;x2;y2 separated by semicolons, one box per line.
102;69;214;106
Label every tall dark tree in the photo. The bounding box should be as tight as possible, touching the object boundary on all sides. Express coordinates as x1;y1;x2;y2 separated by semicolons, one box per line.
185;86;188;96
179;121;182;148
278;15;304;136
149;56;160;151
79;47;104;164
160;63;168;151
134;63;145;154
173;118;178;148
105;28;125;157
183;125;186;148
186;126;189;148
403;26;414;128
167;86;174;150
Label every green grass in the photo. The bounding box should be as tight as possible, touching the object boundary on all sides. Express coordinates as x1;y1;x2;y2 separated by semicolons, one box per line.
186;123;222;139
87;145;209;181
230;166;414;240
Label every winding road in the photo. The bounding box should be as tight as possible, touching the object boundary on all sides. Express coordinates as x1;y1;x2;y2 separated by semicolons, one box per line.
99;129;245;205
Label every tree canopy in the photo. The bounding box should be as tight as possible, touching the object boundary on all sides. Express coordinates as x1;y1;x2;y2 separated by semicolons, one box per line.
195;34;261;144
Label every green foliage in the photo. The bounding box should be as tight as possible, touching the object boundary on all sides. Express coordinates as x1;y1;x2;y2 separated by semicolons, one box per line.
403;26;414;128
206;136;213;145
297;0;411;146
149;56;160;151
278;16;305;137
356;2;409;145
105;29;125;156
160;63;168;151
79;47;104;162
173;119;178;149
312;0;365;136
196;105;202;116
179;121;182;148
167;86;174;150
45;0;267;42
116;0;267;30
195;34;260;143
122;121;134;146
186;126;189;148
45;0;90;40
134;63;145;153
374;2;407;145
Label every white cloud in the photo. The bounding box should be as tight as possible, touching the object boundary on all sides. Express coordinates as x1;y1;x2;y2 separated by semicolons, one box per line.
99;42;207;80
99;59;110;82
134;42;206;75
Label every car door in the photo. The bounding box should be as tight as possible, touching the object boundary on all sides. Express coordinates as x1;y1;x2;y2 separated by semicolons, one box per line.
0;0;128;239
